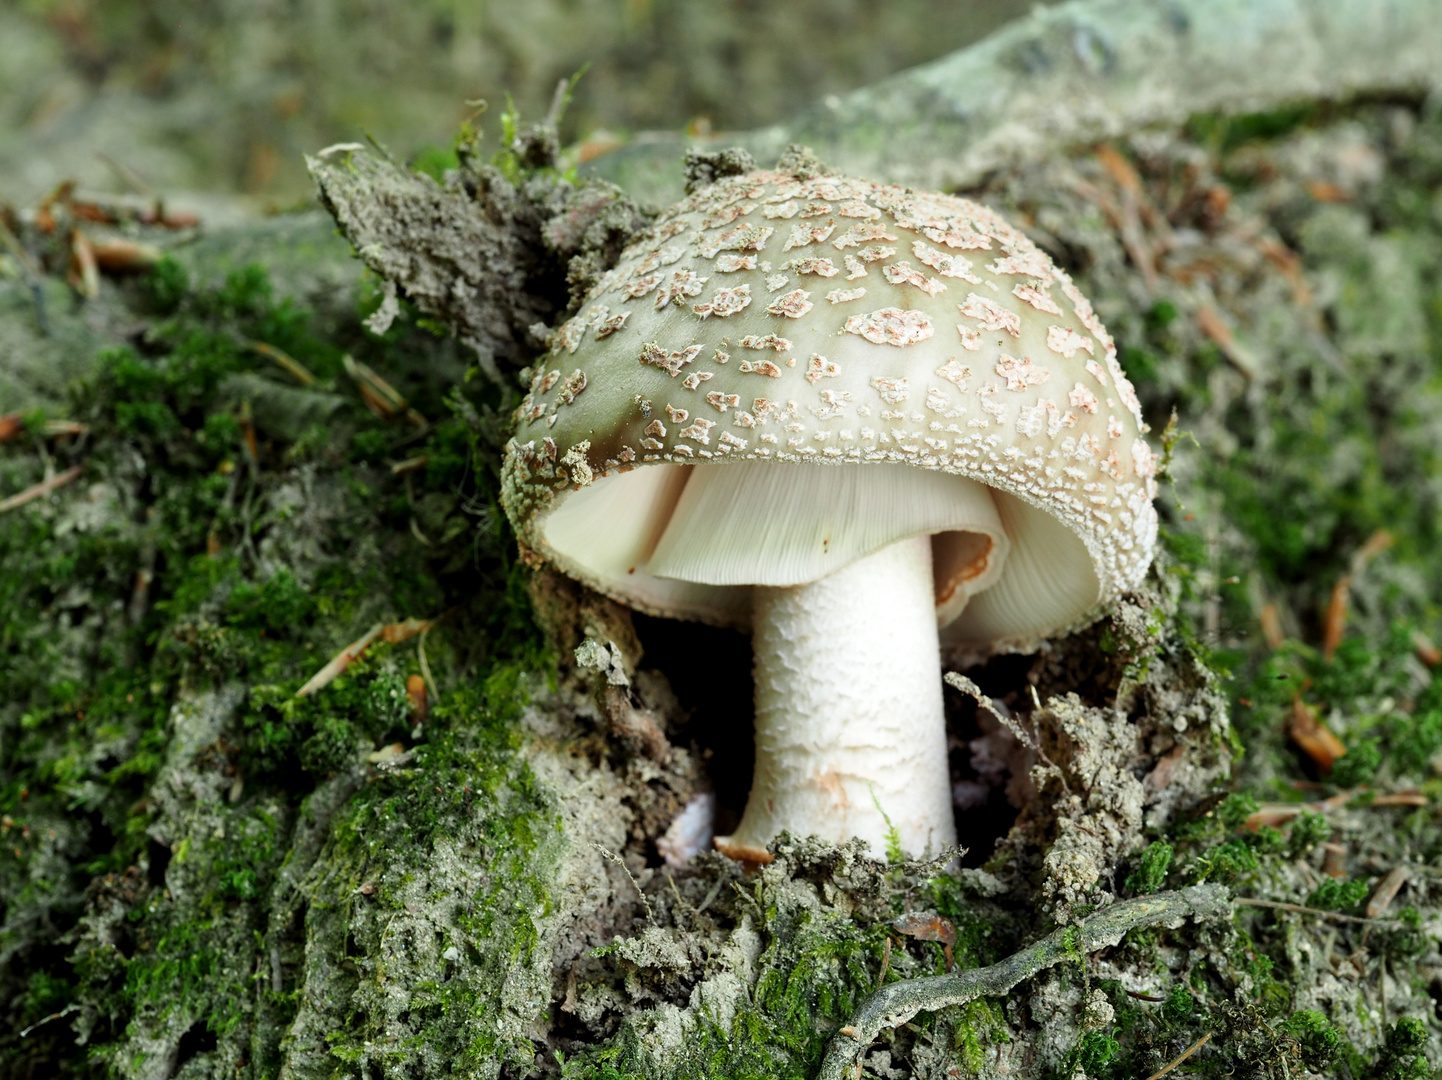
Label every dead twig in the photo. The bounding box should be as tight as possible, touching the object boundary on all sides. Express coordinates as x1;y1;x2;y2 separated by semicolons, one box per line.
295;617;434;697
0;465;83;513
1234;896;1401;927
19;1003;78;1038
1144;1032;1211;1080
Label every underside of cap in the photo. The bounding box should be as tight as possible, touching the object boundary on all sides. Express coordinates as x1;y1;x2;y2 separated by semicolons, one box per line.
645;459;1006;590
535;458;1101;643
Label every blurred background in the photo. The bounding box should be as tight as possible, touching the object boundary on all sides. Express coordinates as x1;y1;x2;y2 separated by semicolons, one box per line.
0;0;1050;208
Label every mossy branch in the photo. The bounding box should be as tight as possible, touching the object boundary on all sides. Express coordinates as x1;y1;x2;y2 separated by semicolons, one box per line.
817;885;1232;1080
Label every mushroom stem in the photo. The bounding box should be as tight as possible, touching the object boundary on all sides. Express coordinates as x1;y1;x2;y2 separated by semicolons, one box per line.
716;534;958;863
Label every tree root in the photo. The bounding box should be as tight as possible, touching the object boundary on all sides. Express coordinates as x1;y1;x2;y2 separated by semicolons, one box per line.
816;885;1232;1080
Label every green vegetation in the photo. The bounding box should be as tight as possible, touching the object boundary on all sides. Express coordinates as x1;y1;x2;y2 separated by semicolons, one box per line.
0;249;543;1076
10;94;1442;1080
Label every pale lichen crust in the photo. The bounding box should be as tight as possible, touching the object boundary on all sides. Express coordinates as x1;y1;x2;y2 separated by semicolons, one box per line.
501;166;1157;649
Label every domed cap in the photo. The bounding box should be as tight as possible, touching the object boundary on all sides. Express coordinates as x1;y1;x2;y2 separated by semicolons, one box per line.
501;166;1158;652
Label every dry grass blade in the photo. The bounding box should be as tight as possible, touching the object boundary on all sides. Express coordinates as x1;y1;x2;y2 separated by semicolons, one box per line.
70;229;100;299
344;354;427;428
250;341;316;386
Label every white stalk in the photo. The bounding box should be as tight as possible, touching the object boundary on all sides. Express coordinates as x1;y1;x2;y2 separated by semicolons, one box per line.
715;534;957;862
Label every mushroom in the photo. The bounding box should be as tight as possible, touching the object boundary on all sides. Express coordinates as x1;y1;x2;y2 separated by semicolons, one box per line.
501;163;1157;862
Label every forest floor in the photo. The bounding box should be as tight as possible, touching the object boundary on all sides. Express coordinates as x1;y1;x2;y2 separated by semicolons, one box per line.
4;89;1442;1080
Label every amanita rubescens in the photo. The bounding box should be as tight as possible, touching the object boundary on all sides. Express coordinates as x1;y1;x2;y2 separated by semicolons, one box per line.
502;159;1158;863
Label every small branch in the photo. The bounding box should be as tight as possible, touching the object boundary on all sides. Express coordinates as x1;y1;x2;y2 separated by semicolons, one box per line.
1144;1032;1211;1080
817;885;1230;1080
1234;896;1401;927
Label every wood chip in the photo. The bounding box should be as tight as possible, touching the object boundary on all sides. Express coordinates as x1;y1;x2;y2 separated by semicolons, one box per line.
1322;574;1350;662
1366;866;1408;919
1412;630;1442;667
1259;602;1286;649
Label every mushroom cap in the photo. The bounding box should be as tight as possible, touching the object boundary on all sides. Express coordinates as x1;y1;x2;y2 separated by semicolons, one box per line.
501;167;1158;652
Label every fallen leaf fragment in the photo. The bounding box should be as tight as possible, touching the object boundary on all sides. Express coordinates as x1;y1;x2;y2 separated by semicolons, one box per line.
1307;180;1349;203
366;743;412;768
892;911;957;970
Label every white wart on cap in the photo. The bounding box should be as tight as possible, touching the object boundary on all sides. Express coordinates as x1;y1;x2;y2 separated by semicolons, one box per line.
502;168;1156;651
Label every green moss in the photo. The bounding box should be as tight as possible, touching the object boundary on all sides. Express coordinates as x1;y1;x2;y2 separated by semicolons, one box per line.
1;246;545;1076
1306;877;1370;913
1065;1028;1122;1078
1188;101;1319;154
1124;841;1174;895
1369;1017;1430;1080
1285;1009;1343;1072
